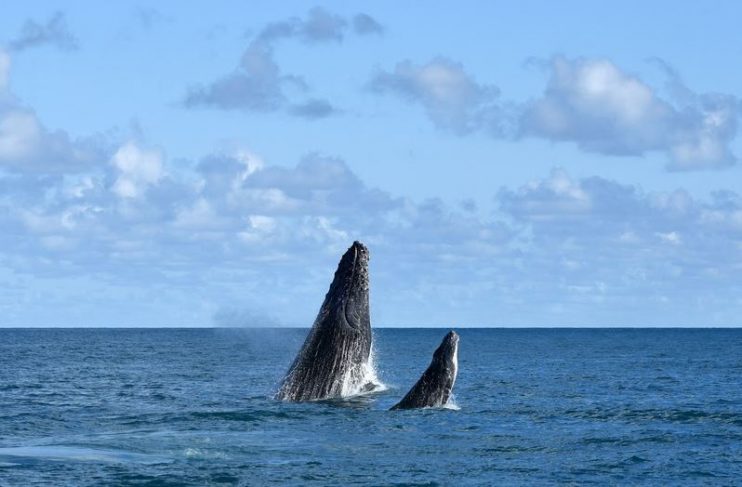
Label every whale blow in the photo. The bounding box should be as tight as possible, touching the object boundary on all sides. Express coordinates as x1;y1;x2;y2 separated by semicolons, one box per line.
276;241;373;401
391;331;459;410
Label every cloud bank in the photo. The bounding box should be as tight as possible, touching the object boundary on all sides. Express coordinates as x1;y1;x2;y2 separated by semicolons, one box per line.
1;18;741;326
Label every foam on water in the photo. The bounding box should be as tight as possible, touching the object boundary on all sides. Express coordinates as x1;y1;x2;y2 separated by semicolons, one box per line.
443;394;461;411
339;346;387;398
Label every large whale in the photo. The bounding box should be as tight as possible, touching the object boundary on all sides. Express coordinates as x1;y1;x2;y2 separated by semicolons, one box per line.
276;241;373;401
391;331;459;410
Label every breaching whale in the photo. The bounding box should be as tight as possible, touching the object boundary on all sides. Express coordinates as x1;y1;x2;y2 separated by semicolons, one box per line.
391;331;459;410
276;241;374;401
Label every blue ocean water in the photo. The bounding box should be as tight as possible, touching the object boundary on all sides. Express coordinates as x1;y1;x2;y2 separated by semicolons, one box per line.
1;328;741;485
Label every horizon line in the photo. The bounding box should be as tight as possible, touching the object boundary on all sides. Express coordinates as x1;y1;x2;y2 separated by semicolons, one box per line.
1;325;741;329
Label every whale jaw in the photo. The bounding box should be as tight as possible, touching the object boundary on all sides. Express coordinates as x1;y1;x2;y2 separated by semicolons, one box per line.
276;242;372;402
391;331;459;410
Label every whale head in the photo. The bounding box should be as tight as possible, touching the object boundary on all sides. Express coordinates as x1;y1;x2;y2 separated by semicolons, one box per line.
320;241;370;333
432;330;459;368
390;330;459;410
276;241;373;401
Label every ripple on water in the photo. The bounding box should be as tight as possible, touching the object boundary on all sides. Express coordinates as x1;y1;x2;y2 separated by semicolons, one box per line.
0;446;172;465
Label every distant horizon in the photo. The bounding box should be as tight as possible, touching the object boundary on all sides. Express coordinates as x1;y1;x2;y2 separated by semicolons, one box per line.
2;325;741;329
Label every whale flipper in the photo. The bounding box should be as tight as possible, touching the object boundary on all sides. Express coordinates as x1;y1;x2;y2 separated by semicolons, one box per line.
391;331;459;410
276;241;373;402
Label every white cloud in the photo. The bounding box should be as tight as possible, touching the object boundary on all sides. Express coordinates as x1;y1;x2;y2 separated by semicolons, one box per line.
184;42;288;112
238;215;279;243
521;56;739;170
184;8;378;118
111;142;164;198
0;110;40;161
173;198;226;230
0;51;104;174
370;57;500;134
500;168;592;221
3;147;742;326
656;231;681;245
0;108;100;173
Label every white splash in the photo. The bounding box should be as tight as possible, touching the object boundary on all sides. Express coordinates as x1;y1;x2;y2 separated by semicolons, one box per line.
443;393;461;411
339;346;387;398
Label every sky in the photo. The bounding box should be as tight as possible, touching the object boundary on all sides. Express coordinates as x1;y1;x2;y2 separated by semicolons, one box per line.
1;1;742;327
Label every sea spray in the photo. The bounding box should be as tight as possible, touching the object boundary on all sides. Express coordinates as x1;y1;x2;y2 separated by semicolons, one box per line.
339;345;387;398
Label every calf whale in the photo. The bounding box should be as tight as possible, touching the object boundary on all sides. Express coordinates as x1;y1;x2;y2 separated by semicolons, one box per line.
391;331;459;410
276;241;374;401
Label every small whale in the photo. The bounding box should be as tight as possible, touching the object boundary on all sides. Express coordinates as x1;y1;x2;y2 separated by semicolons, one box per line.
391;331;459;410
276;241;373;401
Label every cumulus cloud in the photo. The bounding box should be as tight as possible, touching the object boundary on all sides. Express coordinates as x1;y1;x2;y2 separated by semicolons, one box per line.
257;7;346;44
369;57;501;134
0;108;103;173
520;56;740;170
0;51;104;174
371;54;739;171
8;11;79;52
111;142;165;198
257;7;382;44
184;42;291;112
353;14;384;35
497;167;742;263
293;6;346;43
184;8;381;117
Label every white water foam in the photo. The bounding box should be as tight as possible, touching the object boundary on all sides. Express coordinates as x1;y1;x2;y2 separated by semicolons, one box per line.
339;346;387;398
443;393;461;411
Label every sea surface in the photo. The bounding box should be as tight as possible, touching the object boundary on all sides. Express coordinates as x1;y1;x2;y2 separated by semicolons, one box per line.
1;328;741;486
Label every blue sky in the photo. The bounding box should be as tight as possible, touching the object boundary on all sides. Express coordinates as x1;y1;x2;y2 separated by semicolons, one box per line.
1;1;741;327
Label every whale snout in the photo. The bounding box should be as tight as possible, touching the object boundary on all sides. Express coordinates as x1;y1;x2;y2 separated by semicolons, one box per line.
443;330;459;350
351;240;368;254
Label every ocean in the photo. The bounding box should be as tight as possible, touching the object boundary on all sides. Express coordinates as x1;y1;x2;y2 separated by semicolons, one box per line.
1;328;741;485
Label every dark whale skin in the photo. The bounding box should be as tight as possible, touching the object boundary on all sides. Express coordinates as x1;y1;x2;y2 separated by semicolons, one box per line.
276;241;372;401
391;331;459;410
